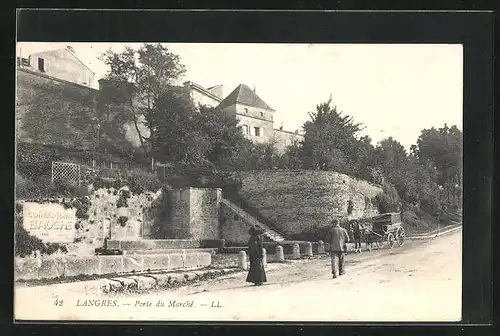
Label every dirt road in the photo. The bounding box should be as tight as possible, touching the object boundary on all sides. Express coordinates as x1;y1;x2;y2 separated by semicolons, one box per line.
15;229;462;322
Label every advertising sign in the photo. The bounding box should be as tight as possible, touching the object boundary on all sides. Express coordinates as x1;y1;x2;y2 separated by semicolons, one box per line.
22;202;76;243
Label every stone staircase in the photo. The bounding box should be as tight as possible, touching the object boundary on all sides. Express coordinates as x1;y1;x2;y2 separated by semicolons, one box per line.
221;197;286;242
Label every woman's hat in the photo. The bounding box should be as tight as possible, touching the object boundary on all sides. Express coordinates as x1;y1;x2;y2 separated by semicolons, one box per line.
248;225;264;235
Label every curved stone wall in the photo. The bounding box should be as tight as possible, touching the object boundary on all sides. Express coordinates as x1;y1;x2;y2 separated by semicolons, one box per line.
239;170;383;235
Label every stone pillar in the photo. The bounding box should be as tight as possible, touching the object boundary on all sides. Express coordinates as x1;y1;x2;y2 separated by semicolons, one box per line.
238;251;248;270
262;248;267;266
34;250;42;268
292;243;300;259
275;245;285;262
305;242;313;257
318;240;325;254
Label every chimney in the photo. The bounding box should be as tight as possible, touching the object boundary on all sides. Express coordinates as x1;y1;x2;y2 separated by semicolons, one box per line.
279;122;283;130
253;85;256;93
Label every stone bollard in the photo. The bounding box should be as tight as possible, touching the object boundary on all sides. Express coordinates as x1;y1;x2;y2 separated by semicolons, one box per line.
305;242;313;257
262;248;267;266
238;251;248;270
34;250;42;268
292;243;300;259
275;245;285;262
318;240;325;254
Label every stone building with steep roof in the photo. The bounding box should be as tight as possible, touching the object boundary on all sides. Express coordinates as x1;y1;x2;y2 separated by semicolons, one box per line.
217;84;276;144
187;82;304;152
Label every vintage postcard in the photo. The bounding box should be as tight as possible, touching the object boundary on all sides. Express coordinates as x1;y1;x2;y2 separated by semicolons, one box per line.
14;42;463;322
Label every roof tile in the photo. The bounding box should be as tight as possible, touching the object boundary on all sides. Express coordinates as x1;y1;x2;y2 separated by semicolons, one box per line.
217;84;274;111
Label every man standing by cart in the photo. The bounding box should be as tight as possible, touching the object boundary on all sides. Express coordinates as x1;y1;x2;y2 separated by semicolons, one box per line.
328;219;350;278
352;220;362;253
363;222;374;251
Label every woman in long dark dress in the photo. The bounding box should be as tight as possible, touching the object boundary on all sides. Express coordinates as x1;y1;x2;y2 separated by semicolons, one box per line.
246;226;267;286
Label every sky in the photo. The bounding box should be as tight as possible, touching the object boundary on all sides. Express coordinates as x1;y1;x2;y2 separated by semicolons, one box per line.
16;42;463;150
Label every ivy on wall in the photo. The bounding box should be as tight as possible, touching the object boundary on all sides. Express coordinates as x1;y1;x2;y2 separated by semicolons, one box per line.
17;71;97;149
15;201;71;257
16;70;141;160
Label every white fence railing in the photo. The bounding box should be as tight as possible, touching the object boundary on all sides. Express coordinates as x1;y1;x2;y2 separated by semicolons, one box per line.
51;161;81;185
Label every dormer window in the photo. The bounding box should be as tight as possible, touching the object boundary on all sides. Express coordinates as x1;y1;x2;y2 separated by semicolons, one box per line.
37;57;45;72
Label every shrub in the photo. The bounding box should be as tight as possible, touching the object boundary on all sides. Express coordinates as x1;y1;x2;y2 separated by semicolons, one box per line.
71;197;91;219
16;174;53;199
123;169;163;194
16;172;90;199
402;210;432;234
373;182;400;214
15;221;45;258
420;196;442;217
15;218;68;257
118;216;129;226
53;181;90;198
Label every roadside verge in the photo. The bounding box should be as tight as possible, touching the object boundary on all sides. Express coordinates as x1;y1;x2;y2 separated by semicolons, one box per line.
407;224;462;240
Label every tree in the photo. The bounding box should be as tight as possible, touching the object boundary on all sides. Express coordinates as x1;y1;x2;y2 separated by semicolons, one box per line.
374;137;409;194
244;139;281;171
277;138;303;169
99;43;187;157
354;135;377;181
152;87;210;168
415;124;463;210
195;105;253;170
300;98;364;173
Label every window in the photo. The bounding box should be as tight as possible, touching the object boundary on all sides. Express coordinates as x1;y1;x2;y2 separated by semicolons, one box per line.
254;127;261;137
242;124;250;135
260;112;264;117
244;108;249;114
37;57;45;72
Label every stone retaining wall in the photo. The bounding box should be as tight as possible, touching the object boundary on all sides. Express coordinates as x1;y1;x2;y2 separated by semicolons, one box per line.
14;251;212;281
106;239;201;250
239;170;382;236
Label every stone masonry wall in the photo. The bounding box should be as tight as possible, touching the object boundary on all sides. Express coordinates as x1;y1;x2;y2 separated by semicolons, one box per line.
167;189;191;239
16;68;143;153
168;188;221;240
16;68;98;149
220;205;254;245
239;170;383;236
17;187;161;256
189;188;222;240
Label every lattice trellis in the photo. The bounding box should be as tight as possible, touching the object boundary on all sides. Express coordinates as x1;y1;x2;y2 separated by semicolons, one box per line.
51;161;81;185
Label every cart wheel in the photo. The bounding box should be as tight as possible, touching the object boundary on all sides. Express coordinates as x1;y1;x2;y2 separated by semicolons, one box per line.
387;233;396;249
396;227;405;246
376;239;384;249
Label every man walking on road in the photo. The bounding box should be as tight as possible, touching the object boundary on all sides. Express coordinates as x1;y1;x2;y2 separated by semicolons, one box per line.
329;219;350;278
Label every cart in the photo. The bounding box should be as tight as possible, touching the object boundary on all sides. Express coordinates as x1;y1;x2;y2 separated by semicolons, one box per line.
364;212;405;249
